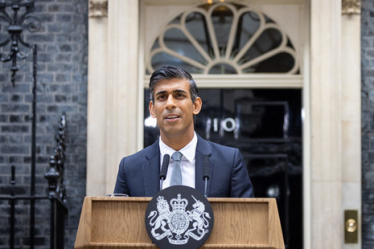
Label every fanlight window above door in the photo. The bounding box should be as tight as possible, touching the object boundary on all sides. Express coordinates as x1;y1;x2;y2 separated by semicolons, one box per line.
146;3;299;75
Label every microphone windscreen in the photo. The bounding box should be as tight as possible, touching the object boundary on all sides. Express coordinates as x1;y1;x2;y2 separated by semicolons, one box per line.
160;154;170;180
203;155;210;180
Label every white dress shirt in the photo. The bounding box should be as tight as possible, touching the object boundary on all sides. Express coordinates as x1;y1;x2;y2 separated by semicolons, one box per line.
159;132;197;189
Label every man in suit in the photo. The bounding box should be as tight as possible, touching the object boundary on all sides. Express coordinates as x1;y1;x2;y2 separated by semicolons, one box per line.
114;66;253;197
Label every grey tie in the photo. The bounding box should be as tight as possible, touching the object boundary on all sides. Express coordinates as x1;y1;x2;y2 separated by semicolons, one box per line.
170;152;183;186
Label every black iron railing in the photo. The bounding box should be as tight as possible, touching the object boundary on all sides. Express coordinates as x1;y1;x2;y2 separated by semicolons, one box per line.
45;113;68;248
0;114;68;249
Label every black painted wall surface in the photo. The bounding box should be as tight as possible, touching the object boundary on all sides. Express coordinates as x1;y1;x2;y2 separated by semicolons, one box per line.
362;1;374;248
0;0;88;248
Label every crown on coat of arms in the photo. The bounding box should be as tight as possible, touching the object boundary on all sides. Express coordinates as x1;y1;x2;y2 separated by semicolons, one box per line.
170;194;188;212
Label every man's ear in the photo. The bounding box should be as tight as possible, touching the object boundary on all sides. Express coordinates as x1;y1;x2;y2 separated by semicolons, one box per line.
193;97;202;115
149;101;156;118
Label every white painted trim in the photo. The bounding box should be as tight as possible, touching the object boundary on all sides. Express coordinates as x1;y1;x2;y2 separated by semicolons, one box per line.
143;0;305;5
144;74;303;88
310;1;343;248
138;1;146;152
341;12;361;249
302;1;311;249
87;14;108;197
104;0;140;194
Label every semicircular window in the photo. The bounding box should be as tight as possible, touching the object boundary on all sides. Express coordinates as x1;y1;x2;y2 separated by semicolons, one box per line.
146;3;299;75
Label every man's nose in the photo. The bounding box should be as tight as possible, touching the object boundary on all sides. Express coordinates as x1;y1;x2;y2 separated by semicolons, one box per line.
165;95;176;109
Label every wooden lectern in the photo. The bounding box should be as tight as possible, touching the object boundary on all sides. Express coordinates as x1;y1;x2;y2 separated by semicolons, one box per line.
75;197;284;249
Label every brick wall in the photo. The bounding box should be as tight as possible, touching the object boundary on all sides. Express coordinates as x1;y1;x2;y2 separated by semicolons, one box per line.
0;0;88;248
362;1;374;248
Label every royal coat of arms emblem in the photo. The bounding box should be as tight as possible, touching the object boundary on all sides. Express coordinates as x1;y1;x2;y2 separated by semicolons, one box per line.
145;186;214;249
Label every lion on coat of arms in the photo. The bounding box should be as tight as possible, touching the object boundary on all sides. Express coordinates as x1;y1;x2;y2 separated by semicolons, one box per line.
148;196;171;237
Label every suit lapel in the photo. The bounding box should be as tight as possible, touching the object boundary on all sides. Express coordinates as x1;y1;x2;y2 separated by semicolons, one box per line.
142;141;161;197
195;135;212;195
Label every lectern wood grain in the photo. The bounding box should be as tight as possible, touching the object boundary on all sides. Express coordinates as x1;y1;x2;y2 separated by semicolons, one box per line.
91;201;150;243
75;197;284;249
206;202;268;245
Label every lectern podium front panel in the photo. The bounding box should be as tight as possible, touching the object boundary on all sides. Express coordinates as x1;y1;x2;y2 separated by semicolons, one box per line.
75;197;284;249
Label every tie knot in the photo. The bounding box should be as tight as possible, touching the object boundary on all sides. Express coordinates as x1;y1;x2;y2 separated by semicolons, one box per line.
172;151;183;162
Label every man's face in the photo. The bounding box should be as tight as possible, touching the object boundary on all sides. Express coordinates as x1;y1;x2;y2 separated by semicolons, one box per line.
149;78;202;140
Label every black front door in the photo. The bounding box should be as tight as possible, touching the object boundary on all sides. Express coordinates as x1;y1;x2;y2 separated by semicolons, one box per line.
144;88;303;249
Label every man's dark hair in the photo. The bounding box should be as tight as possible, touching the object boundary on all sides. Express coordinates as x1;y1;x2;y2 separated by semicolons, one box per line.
149;65;198;103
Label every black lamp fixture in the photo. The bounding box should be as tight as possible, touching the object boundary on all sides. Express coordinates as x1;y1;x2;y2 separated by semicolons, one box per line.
0;0;40;85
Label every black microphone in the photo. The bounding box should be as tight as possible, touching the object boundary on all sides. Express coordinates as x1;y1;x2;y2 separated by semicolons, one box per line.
159;154;170;190
203;155;210;197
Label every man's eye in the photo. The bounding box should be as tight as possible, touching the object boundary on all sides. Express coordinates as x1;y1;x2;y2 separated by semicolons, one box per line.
157;95;165;100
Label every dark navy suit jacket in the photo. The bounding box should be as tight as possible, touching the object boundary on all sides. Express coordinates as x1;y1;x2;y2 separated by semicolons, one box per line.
114;135;254;197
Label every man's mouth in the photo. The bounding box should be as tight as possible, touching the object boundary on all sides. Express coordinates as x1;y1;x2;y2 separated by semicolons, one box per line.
164;114;180;120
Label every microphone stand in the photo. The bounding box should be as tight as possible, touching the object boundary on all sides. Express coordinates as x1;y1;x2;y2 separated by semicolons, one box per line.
203;156;210;197
159;154;170;191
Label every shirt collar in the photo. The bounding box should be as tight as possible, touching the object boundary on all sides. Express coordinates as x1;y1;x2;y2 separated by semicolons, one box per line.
159;132;197;163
